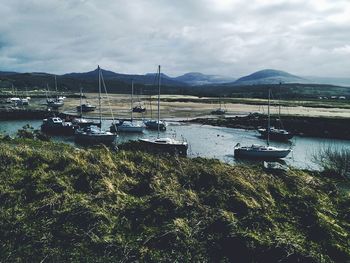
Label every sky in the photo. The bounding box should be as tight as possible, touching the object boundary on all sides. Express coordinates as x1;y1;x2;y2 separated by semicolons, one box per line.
0;0;349;77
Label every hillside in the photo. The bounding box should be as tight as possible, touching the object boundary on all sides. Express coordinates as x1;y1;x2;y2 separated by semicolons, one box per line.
0;137;349;262
234;69;306;85
175;72;236;86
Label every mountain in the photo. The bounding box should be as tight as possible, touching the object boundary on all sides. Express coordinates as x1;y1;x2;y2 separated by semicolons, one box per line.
174;72;236;86
234;69;307;85
63;68;185;87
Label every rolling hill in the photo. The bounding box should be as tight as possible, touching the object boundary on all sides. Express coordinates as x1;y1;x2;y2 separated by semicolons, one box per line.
234;69;307;85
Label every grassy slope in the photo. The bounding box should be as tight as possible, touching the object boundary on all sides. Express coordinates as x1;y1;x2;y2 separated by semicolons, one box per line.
0;139;349;262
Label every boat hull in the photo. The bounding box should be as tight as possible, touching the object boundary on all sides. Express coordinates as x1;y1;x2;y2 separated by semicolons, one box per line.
258;129;293;141
117;126;144;133
144;120;166;131
234;147;291;159
139;139;188;156
76;105;96;112
75;133;116;145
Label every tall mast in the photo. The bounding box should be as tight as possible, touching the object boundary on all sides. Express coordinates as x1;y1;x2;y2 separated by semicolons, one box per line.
98;66;102;127
267;88;271;146
79;86;83;118
157;65;161;138
131;80;134;122
54;75;58;99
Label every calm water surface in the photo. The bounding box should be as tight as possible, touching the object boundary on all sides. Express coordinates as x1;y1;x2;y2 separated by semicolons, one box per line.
1;119;349;170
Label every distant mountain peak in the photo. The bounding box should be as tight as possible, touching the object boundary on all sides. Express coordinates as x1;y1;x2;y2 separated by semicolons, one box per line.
235;69;305;85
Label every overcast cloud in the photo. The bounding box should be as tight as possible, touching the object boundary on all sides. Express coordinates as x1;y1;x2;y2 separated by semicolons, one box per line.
0;0;349;77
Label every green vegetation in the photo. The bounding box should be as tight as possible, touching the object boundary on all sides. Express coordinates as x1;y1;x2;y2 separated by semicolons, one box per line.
314;147;350;181
0;137;349;262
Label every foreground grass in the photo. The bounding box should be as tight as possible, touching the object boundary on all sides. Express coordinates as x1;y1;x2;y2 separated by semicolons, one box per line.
0;138;349;262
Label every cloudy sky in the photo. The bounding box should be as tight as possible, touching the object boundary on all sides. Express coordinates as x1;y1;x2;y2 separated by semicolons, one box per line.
0;0;349;77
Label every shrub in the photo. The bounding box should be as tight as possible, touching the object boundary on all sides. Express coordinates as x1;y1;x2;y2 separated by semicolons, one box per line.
314;146;350;180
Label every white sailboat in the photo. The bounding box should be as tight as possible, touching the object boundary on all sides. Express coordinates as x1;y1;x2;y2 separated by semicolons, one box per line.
139;65;188;156
47;76;64;108
234;89;291;159
111;80;144;133
75;66;117;145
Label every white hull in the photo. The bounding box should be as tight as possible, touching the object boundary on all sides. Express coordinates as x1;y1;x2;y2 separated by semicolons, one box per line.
75;126;117;145
117;121;144;133
234;145;291;159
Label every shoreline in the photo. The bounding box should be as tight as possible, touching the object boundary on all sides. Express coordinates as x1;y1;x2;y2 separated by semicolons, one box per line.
186;114;350;140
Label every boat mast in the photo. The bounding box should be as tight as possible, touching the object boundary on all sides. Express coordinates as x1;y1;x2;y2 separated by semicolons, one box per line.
54;75;58;100
131;80;134;122
98;66;102;128
79;86;83;118
157;65;161;138
267;88;271;146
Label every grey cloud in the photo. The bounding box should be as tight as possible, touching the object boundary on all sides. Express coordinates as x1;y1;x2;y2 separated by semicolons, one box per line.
0;0;349;77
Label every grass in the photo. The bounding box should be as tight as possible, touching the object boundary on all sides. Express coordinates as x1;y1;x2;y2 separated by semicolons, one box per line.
0;137;349;262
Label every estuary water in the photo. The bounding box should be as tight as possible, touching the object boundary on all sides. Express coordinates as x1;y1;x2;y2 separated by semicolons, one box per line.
1;119;350;170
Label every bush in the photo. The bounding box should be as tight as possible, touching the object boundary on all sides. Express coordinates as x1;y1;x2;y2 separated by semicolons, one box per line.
16;124;50;141
314;146;350;180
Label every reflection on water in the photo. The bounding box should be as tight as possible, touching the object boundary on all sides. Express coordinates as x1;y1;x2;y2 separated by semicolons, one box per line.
1;119;350;170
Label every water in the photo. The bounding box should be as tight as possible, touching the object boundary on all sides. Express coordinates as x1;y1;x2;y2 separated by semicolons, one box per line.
1;119;349;170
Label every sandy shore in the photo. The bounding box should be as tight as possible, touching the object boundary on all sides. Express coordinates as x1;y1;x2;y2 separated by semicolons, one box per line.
60;94;350;119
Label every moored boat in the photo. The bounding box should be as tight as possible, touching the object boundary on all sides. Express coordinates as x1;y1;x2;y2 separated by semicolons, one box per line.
234;89;292;160
111;120;144;133
110;80;144;133
234;144;291;159
75;125;116;144
258;127;293;141
74;66;117;145
140;65;188;156
41;117;78;135
139;137;188;156
76;103;96;112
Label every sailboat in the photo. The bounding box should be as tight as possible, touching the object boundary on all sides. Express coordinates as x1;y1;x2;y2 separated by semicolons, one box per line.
211;97;226;115
74;66;117;145
76;87;96;112
72;87;97;128
234;89;291;159
110;80;144;133
144;73;166;131
257;96;293;141
139;65;188;156
47;76;64;108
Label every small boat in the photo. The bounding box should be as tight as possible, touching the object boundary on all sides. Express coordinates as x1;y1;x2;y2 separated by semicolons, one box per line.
18;98;29;106
133;105;146;113
211;108;226;115
71;117;97;128
110;80;145;133
139;137;188;156
111;120;144;133
76;103;96;112
258;127;293;141
140;65;188;156
144;119;167;131
41;117;78;135
47;99;64;108
75;125;116;144
74;66;117;145
46;76;64;108
76;88;96;112
6;97;21;104
211;97;226;115
234;144;291;159
234;89;292;160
